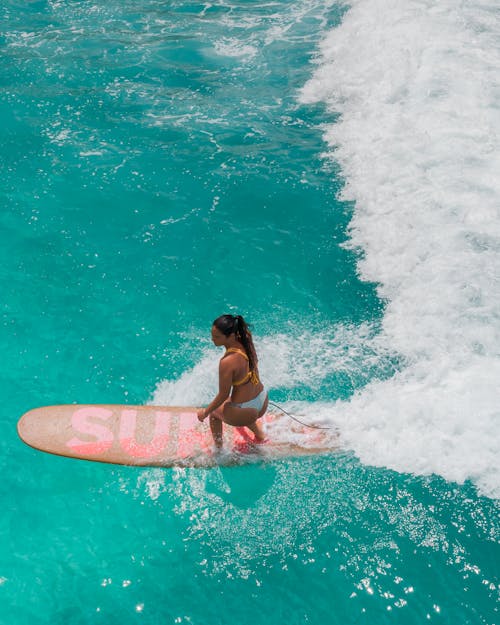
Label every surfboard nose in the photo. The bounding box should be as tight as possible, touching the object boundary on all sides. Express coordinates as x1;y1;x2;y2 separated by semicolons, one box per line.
17;405;72;451
17;406;47;447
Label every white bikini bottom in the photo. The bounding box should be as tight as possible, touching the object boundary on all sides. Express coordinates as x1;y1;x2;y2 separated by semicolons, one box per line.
230;388;267;411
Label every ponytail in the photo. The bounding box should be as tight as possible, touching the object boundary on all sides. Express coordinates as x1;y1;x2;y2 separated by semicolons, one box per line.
212;314;258;371
234;315;257;372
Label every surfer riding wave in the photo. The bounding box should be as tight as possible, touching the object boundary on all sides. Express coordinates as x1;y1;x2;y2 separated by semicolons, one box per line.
197;314;268;448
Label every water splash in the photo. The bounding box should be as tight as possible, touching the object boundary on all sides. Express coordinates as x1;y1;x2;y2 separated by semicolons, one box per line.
300;0;500;498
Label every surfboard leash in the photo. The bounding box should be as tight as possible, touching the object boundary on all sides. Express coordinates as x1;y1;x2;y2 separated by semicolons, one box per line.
267;401;334;430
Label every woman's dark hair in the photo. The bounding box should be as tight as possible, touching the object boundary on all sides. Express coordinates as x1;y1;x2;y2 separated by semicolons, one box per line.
213;314;257;371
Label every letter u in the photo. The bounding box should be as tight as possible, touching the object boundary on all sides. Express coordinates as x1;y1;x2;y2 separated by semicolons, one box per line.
118;410;171;458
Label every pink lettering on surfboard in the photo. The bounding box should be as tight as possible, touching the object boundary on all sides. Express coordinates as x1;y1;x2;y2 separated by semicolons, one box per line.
176;412;213;458
67;407;114;455
64;407;265;459
118;409;171;458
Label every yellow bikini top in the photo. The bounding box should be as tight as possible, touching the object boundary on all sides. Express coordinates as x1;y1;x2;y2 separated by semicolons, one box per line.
224;347;260;386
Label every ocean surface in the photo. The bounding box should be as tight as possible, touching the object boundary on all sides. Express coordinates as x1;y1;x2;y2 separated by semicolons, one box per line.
1;0;499;623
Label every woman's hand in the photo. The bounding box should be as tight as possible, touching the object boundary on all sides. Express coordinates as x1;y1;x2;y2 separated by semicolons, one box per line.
197;408;207;422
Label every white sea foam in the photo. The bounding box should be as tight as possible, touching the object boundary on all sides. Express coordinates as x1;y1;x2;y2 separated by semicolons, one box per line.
300;0;500;497
213;38;258;59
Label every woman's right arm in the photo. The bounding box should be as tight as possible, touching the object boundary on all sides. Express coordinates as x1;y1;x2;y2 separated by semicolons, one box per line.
197;359;233;421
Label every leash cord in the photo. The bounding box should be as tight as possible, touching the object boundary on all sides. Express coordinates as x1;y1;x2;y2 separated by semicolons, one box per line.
267;401;333;430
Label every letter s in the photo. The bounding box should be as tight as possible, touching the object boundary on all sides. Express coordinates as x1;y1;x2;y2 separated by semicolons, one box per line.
67;406;114;455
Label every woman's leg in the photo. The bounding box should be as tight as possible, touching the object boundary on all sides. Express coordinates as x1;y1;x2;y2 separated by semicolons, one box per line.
245;419;266;442
222;395;268;441
243;395;268;441
207;400;229;449
209;414;223;449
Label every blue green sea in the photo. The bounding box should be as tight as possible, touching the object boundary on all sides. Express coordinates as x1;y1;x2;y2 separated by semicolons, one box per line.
2;1;499;623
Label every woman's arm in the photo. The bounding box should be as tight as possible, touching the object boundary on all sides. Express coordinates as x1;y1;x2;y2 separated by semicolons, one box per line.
198;359;233;421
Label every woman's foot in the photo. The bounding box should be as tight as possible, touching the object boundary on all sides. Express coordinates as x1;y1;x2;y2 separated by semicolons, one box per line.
252;435;268;445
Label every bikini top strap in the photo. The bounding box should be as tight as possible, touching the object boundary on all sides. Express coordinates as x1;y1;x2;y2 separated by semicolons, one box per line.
224;347;249;361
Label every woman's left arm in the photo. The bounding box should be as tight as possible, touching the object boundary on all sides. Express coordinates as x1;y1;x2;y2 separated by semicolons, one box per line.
197;359;233;421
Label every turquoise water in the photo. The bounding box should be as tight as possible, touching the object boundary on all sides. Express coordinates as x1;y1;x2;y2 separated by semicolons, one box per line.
2;1;499;623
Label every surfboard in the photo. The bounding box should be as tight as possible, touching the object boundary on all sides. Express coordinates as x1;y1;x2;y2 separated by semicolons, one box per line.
17;404;334;467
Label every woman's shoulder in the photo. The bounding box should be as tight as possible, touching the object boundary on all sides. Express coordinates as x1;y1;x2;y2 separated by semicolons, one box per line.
219;353;241;374
221;348;247;363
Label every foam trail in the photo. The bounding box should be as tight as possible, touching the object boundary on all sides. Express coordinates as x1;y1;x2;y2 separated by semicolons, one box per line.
300;0;500;497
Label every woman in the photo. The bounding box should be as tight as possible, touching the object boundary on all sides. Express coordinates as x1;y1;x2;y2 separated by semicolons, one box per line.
197;314;268;448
